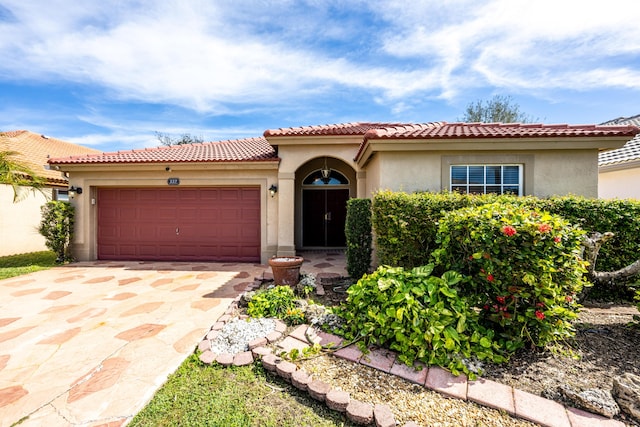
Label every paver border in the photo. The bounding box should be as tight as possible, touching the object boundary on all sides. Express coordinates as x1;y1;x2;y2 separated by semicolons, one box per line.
195;278;626;427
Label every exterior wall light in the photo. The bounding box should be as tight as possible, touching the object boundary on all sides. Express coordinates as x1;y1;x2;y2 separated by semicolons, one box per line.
68;186;83;198
268;184;278;197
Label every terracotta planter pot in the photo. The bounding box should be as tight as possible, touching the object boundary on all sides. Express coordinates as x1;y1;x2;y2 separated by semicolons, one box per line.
268;256;304;286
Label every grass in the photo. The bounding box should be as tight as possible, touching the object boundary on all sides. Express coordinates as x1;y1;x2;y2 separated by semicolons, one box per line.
129;354;356;427
0;251;57;280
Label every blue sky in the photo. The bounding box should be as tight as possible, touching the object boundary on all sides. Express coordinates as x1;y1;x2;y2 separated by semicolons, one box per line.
1;0;639;153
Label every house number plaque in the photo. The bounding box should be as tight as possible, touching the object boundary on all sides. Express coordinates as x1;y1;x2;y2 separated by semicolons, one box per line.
167;178;180;185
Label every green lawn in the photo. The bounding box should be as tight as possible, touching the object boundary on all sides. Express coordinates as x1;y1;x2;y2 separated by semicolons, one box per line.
0;251;57;280
130;355;355;427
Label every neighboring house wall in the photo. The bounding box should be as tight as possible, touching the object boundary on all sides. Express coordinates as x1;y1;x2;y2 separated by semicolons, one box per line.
0;185;52;256
599;164;640;199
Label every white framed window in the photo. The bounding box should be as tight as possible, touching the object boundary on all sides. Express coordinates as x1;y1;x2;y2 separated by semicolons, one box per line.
450;165;523;195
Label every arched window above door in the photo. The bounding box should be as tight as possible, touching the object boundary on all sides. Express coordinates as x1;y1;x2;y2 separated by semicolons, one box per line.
303;170;349;186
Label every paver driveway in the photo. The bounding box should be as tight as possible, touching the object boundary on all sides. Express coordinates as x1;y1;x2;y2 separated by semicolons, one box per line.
0;260;265;426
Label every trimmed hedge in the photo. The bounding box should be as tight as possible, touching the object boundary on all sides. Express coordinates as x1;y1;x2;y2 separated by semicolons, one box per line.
345;198;372;280
372;191;640;274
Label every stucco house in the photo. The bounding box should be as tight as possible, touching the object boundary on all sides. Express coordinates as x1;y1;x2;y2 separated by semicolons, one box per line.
48;121;638;264
598;115;640;199
1;131;101;256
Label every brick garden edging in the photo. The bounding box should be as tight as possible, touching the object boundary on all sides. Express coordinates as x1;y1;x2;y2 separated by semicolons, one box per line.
198;280;624;427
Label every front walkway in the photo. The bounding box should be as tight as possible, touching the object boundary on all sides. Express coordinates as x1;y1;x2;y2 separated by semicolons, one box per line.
0;261;266;426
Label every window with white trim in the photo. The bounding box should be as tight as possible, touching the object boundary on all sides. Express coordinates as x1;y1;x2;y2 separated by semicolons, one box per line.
450;165;522;195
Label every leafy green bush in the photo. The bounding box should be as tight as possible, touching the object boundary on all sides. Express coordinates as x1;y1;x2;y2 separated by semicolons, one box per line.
38;201;75;262
345;198;372;280
372;191;640;275
247;286;305;325
433;203;588;350
372;191;512;268
335;265;505;378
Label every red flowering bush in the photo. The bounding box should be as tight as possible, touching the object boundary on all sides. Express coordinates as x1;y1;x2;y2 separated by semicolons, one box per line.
433;203;589;351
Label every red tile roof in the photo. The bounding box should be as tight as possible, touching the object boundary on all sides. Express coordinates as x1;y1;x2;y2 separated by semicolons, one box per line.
0;130;101;185
363;122;640;141
263;122;404;137
49;137;278;165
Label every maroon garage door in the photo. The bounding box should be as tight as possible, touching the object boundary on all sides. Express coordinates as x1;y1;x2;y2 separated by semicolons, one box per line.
97;187;260;262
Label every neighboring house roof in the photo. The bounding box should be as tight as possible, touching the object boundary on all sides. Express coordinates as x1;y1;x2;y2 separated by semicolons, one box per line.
0;130;101;185
598;114;640;167
49;137;277;165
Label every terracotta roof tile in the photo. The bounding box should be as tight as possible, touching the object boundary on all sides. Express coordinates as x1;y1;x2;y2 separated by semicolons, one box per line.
0;130;101;185
263;122;404;137
49;136;277;165
363;122;640;140
598;115;640;166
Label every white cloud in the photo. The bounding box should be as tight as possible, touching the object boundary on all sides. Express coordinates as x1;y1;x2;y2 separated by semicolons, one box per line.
0;0;639;115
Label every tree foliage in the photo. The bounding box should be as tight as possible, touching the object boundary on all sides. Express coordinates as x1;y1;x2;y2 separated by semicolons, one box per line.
155;131;204;146
460;95;535;123
0;148;46;202
38;201;75;262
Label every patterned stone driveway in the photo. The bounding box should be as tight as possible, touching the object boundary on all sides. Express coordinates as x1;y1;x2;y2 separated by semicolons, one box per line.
0;260;266;427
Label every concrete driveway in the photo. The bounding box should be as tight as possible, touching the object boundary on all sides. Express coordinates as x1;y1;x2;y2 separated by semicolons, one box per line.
0;260;266;426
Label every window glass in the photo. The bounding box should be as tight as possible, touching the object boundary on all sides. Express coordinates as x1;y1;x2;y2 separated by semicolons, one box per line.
55;189;69;202
503;166;520;184
468;166;484;184
485;166;501;184
449;165;522;195
451;166;467;184
303;170;349;185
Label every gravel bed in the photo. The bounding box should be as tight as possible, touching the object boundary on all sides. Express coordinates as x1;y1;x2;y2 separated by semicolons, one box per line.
210;317;275;355
300;355;536;427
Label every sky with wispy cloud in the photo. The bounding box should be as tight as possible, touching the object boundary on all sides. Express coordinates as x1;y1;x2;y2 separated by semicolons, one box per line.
1;0;639;152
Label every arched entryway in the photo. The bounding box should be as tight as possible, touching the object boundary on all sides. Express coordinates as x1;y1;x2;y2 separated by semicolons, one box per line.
295;157;356;249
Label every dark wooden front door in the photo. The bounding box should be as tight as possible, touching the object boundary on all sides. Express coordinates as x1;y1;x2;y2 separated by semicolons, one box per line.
302;189;349;247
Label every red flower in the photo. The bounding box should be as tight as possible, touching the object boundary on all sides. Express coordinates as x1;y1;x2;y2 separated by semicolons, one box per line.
535;310;545;320
496;296;506;304
487;274;495;282
565;296;572;303
553;236;561;243
501;225;517;236
538;223;552;233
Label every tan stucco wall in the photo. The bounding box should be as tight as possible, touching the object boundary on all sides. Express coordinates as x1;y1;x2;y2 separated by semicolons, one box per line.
0;185;52;256
364;149;599;198
64;165;278;263
532;150;598;197
272;143;362;255
599;166;640;199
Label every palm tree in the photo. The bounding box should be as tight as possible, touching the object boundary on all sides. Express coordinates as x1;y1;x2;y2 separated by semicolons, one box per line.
0;149;46;202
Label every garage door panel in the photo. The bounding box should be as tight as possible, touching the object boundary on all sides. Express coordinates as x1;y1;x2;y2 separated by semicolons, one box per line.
98;187;260;262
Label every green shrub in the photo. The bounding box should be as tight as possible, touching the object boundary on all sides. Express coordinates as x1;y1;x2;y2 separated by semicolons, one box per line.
38;201;75;262
345;198;372;280
372;191;512;268
433;203;588;350
247;286;305;325
334;265;505;378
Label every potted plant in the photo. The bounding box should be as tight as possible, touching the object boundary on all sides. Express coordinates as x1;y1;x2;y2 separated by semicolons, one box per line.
268;256;304;286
